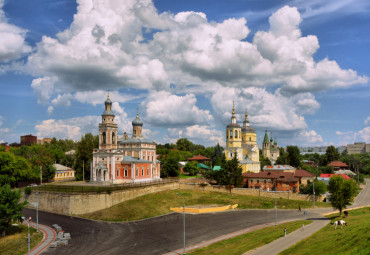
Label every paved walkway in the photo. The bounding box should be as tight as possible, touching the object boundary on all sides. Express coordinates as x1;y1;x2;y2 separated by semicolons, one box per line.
244;219;330;255
29;222;57;255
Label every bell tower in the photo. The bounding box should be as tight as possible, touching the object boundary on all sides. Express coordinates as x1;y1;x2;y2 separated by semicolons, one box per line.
99;91;118;149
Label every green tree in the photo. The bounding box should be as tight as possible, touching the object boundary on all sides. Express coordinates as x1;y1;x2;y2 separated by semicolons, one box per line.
328;175;358;215
212;143;224;167
75;133;99;180
215;154;243;187
161;157;180;177
183;161;199;176
0;185;27;236
325;145;340;163
176;138;194;152
299;179;327;195
275;147;289;165
260;154;272;170
286;146;301;168
0;152;37;187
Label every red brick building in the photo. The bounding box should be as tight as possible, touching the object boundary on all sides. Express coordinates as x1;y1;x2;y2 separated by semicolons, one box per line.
243;171;300;193
20;134;37;146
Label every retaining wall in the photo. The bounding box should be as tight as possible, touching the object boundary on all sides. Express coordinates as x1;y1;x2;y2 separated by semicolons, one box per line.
22;182;179;215
22;182;323;216
178;183;323;202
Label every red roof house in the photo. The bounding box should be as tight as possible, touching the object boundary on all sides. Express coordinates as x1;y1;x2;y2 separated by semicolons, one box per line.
187;155;211;162
327;161;348;171
319;174;351;180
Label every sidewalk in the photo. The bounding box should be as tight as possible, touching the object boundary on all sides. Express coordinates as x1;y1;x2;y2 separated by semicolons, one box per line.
28;222;57;255
244;218;330;255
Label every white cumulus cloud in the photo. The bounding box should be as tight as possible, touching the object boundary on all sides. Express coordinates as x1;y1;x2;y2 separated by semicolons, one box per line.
141;91;213;127
0;0;31;63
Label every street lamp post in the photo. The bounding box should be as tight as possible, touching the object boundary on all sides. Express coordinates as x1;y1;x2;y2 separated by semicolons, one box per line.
176;193;186;254
275;179;277;226
313;178;315;208
36;192;39;232
21;217;30;255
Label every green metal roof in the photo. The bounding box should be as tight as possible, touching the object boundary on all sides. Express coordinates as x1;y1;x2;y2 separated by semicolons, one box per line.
213;166;221;171
197;163;211;170
263;130;269;143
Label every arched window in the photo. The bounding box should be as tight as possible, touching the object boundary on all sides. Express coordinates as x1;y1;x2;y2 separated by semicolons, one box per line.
230;130;233;138
249;137;251;141
147;167;150;176
112;132;115;144
235;130;237;138
136;167;139;176
124;167;128;177
102;132;106;144
141;167;144;176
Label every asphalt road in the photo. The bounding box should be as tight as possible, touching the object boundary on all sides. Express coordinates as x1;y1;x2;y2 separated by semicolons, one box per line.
23;179;369;255
23;208;314;255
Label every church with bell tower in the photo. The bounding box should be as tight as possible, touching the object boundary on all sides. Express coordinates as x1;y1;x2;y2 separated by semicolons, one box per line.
225;103;260;173
91;92;160;183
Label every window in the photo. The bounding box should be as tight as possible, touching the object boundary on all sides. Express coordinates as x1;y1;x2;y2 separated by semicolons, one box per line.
102;132;106;144
124;168;128;177
264;180;266;184
251;180;253;183
286;182;289;185
147;167;150;175
136;167;139;176
142;167;144;176
235;130;237;138
257;180;259;183
249;137;251;141
112;132;115;143
116;168;119;176
230;130;233;138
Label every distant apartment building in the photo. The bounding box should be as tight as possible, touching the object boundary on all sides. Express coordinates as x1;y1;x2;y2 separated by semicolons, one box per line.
37;138;52;145
347;142;370;154
20;134;37;146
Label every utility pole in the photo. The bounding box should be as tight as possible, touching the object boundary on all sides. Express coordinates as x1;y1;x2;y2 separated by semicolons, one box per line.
40;165;42;185
83;160;85;182
36;192;39;232
275;179;277;226
313;178;315;208
176;193;186;254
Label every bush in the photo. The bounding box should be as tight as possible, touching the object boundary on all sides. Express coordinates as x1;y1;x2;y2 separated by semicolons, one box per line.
263;202;273;208
24;187;32;195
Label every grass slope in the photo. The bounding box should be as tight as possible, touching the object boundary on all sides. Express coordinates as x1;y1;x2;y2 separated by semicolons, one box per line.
81;189;329;222
189;220;312;255
279;207;370;255
0;224;43;255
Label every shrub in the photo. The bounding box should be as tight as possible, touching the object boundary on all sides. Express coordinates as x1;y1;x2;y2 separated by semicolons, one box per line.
24;187;32;195
263;202;273;208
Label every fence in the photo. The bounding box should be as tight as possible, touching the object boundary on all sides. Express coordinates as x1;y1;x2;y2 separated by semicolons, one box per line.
33;178;179;193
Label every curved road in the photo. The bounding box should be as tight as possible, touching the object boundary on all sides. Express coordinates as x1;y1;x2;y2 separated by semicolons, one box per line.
23;179;369;255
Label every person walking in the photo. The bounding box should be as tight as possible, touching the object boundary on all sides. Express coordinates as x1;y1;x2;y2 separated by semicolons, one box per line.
284;227;287;237
298;205;301;212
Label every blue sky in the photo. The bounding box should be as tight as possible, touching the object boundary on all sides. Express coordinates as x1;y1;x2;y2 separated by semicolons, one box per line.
0;0;369;147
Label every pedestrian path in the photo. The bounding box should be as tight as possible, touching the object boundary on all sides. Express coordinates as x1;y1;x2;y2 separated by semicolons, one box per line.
29;222;57;255
244;218;330;255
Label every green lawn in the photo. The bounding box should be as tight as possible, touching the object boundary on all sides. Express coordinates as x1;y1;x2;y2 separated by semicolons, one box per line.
0;224;43;255
189;220;312;255
179;174;202;179
81;189;329;222
279;207;370;255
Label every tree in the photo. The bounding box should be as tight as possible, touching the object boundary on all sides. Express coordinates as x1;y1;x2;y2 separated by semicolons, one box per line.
183;161;199;176
326;145;340;163
0;152;37;187
75;133;99;180
286;146;301;168
176;138;194;152
215;154;243;187
328;175;358;215
299;179;327;195
0;185;27;236
161;157;180;177
212;143;224;167
276;147;289;165
260;154;272;170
